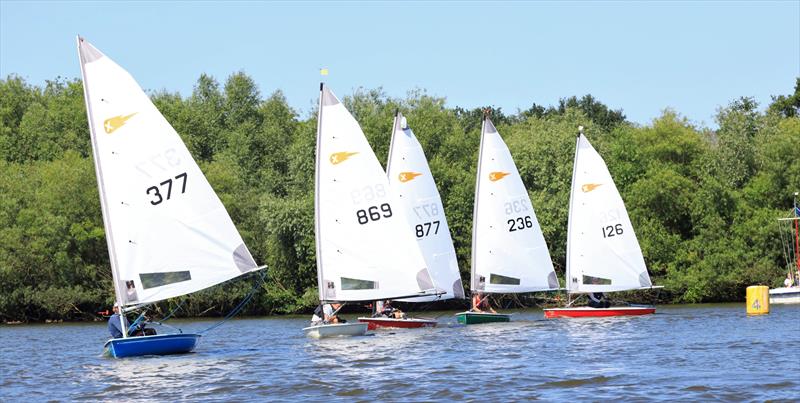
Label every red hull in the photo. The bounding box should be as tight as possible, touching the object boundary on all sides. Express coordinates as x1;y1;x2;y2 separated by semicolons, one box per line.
357;317;437;330
544;306;655;318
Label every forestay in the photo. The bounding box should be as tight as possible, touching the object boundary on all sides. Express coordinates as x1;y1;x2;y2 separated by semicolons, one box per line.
315;86;435;302
78;38;260;307
471;118;559;293
566;132;652;293
387;112;464;301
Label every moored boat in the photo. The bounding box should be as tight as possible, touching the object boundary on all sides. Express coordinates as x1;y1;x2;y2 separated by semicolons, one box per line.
769;197;800;305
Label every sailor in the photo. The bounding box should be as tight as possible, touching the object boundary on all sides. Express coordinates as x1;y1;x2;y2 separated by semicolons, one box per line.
107;304;128;339
471;292;497;313
588;292;611;308
376;300;405;319
311;303;344;325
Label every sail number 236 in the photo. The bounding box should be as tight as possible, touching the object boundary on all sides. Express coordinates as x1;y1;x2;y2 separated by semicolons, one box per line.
146;172;187;205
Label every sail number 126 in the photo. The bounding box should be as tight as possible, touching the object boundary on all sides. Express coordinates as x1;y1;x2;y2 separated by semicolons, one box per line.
602;224;624;238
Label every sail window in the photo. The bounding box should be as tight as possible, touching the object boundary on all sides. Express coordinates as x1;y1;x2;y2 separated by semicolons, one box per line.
582;275;612;285
341;277;377;290
140;271;192;289
490;274;520;285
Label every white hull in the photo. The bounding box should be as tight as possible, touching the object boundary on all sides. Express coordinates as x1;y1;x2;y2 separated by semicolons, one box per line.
769;287;800;304
302;323;368;338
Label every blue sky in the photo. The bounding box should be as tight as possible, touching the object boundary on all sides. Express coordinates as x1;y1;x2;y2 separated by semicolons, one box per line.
1;1;798;127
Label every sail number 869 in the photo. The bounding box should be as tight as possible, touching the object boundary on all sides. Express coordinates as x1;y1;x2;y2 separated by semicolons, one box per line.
356;203;393;225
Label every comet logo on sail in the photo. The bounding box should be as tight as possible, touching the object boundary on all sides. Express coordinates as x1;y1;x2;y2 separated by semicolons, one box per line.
489;172;510;182
329;152;358;165
398;172;422;183
581;183;603;193
103;113;137;134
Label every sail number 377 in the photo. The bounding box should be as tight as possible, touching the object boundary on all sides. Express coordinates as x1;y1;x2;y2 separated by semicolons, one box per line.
147;172;187;205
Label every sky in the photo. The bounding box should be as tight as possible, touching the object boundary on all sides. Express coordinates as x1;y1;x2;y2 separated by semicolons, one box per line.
1;1;798;127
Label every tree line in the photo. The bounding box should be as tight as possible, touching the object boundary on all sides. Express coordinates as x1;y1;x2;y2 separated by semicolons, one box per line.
0;73;798;322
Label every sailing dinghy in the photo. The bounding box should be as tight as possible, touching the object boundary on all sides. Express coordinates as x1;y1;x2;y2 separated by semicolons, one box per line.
77;37;265;357
358;112;463;330
458;116;560;325
305;85;439;338
544;127;660;318
769;197;800;304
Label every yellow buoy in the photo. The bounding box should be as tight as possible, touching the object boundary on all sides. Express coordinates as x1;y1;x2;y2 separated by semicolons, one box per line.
746;285;770;315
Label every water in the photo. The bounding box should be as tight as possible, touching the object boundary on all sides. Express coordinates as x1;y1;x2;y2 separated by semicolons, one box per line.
1;304;798;401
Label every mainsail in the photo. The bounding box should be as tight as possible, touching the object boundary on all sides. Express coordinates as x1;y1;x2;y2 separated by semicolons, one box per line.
387;112;464;301
78;37;260;308
566;130;652;294
314;85;435;302
471;118;559;293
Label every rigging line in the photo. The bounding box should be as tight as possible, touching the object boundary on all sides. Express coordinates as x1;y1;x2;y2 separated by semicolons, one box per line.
197;270;268;335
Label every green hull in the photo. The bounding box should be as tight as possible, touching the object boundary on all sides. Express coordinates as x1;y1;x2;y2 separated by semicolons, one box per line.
455;312;511;325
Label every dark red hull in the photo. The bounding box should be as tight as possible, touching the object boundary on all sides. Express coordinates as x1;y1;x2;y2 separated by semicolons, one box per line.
544;306;655;318
357;317;437;330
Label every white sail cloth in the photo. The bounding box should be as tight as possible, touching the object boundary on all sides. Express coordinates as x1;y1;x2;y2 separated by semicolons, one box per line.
387;112;464;301
471;118;559;293
78;38;259;307
315;86;435;302
566;132;652;293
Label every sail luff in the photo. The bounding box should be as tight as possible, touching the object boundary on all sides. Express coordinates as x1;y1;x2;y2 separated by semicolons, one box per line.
385;111;400;175
565;128;582;294
470;117;487;293
76;36;127;332
314;83;326;301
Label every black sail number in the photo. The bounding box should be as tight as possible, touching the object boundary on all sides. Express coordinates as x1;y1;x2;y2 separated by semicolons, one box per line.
602;223;624;238
147;172;187;205
356;203;392;224
507;215;533;232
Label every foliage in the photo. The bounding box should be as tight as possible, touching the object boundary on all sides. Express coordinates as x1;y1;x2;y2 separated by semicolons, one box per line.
1;73;798;321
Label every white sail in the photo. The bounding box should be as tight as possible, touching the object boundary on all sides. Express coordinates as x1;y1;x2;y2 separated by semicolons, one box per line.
471;118;559;294
566;131;652;294
387;112;464;301
77;37;260;307
314;85;435;302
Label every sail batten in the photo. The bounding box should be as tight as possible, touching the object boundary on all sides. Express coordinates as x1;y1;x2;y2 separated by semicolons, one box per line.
471;118;558;294
566;132;652;294
78;37;261;307
315;86;434;302
387;112;464;302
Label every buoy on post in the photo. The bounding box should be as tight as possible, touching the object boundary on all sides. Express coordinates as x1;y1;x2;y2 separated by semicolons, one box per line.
746;285;770;315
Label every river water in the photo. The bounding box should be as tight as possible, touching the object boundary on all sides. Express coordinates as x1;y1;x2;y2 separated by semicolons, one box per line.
1;303;798;401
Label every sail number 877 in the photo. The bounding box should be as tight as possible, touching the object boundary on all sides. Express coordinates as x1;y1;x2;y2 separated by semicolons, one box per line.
356;203;393;224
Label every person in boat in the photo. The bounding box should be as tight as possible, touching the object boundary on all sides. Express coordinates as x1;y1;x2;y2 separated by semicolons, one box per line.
311;303;346;325
587;292;611;308
374;300;405;319
107;304;154;338
471;292;496;313
107;304;128;339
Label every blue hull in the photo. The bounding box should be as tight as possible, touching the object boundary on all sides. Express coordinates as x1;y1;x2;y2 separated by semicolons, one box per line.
103;333;200;358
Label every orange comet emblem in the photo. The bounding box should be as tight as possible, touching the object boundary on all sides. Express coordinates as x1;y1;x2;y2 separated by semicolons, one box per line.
581;183;603;193
329;151;359;165
488;172;510;182
398;172;423;183
103;113;137;134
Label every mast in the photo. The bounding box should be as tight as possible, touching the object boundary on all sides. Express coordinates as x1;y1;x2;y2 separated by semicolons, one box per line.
314;83;326;302
76;36;127;337
385;110;400;175
565;126;583;302
470;114;488;294
794;192;799;272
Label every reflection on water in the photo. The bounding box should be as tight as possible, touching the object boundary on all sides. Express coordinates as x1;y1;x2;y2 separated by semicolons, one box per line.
1;304;798;401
